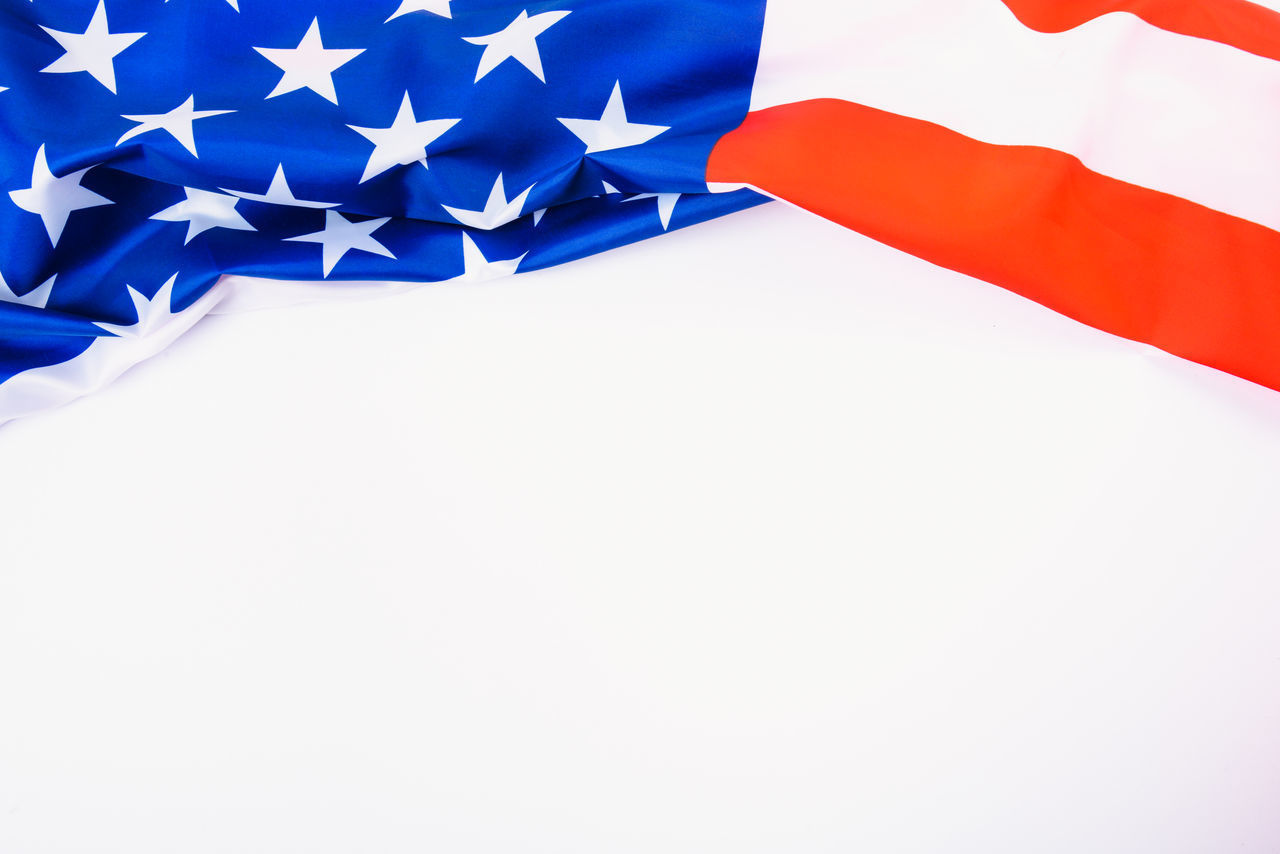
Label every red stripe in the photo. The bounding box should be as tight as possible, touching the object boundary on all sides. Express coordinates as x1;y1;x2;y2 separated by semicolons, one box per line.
707;99;1280;391
1001;0;1280;62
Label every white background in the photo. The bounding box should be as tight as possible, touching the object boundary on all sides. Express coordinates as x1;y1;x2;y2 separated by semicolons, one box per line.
1;202;1279;852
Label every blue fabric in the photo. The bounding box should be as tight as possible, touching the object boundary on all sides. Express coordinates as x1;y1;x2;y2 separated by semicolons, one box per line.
0;0;768;384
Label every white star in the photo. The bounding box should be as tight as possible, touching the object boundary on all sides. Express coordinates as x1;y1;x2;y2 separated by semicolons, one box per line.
558;81;670;154
623;192;680;230
347;93;459;183
222;164;339;209
459;233;526;281
151;187;256;244
39;0;145;94
0;272;56;310
442;174;534;230
95;274;180;339
386;0;451;22
116;95;233;157
463;9;569;83
532;208;546;226
286;210;395;277
8;145;113;246
254;18;364;105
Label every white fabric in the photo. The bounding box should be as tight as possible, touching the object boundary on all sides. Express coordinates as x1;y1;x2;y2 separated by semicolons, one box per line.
0;276;432;427
0;286;218;428
752;0;1280;231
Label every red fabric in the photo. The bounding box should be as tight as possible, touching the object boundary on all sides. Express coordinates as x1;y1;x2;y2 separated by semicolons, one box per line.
1001;0;1280;62
708;99;1280;391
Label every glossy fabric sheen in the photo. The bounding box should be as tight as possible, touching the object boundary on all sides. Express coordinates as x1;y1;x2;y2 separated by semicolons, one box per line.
0;0;768;385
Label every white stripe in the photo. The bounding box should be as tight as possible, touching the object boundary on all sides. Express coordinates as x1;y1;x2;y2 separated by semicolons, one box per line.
0;287;223;428
751;0;1280;232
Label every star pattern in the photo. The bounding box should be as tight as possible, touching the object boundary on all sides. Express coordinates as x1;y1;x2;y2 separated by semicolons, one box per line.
9;145;114;246
463;10;570;83
39;0;145;94
5;6;696;297
286;210;396;277
558;81;670;153
5;3;733;290
0;0;765;420
151;188;256;244
117;96;234;157
347;93;459;183
442;174;535;230
254;18;365;105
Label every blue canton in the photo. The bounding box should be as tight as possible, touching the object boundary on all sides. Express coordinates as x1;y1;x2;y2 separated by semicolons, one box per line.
0;0;768;385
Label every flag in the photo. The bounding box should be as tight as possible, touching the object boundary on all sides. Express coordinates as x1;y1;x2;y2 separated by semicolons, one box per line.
1;0;1278;425
708;0;1280;393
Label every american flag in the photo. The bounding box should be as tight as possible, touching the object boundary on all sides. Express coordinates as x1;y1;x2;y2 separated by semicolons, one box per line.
0;0;766;422
3;0;1280;424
